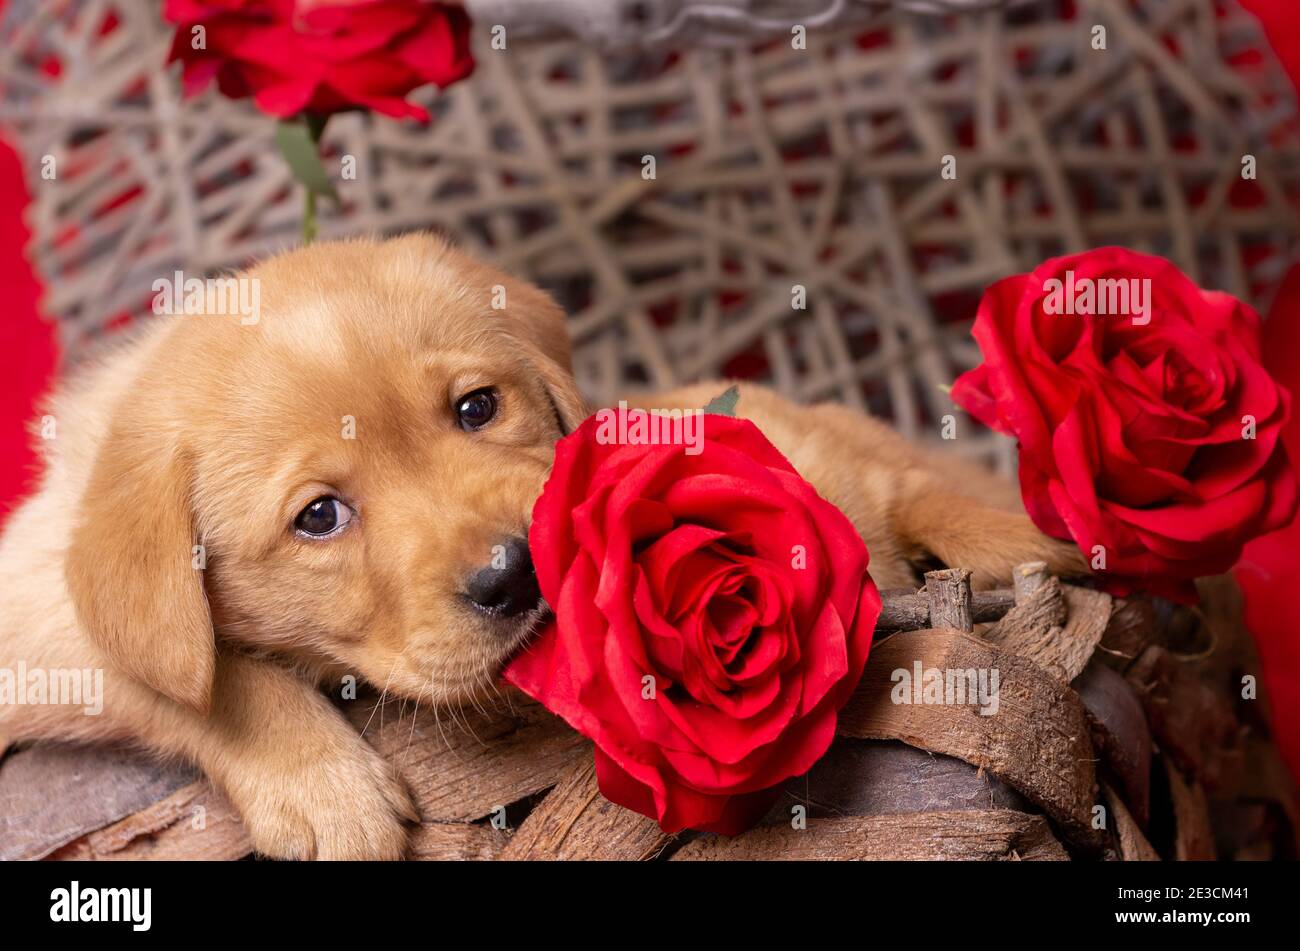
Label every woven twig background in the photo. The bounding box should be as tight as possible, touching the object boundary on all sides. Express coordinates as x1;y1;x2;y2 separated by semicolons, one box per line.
2;0;1299;472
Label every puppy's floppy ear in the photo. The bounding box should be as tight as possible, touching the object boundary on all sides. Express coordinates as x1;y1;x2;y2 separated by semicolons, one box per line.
499;277;589;434
65;408;215;714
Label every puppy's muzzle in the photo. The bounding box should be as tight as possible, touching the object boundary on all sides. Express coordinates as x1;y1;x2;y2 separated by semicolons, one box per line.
464;535;542;618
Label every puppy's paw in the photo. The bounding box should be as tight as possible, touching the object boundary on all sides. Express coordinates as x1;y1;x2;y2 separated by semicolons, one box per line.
229;736;418;861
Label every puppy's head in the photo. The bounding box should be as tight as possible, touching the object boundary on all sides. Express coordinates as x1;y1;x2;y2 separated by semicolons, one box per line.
65;235;587;713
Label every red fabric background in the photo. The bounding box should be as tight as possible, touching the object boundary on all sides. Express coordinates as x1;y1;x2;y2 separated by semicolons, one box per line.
1240;0;1300;93
0;135;57;527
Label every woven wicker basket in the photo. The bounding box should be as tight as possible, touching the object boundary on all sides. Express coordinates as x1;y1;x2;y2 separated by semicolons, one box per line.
17;562;1291;861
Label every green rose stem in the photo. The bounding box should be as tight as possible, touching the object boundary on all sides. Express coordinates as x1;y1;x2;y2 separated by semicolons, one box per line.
275;113;338;246
303;185;318;245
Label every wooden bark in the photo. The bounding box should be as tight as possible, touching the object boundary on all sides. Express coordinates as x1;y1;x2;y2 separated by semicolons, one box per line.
0;743;196;860
1012;561;1050;602
1073;661;1151;829
875;587;1015;633
499;755;675;860
1125;646;1241;793
782;740;1031;819
32;693;584;861
1234;736;1300;850
837;628;1099;845
1054;587;1114;682
924;568;974;632
670;811;1069;861
343;694;587;822
409;823;508;861
47;782;251;861
1096;596;1159;672
1209;802;1283;861
984;583;1110;684
1164;759;1216;861
983;576;1068;656
1101;782;1158;861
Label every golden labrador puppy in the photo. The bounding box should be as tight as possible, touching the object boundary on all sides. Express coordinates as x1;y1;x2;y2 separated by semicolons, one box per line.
0;234;1081;859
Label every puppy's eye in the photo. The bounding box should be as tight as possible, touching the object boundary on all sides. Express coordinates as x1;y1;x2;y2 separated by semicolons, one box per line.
455;388;498;431
294;497;352;537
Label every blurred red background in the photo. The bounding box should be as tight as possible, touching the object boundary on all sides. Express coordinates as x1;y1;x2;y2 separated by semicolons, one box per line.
0;135;54;524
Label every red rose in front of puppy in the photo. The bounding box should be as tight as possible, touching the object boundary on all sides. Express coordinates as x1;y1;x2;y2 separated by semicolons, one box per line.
505;410;880;834
951;247;1297;602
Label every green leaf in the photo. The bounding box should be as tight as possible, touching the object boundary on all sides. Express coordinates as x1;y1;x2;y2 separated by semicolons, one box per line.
937;383;952;395
275;118;338;202
702;385;740;417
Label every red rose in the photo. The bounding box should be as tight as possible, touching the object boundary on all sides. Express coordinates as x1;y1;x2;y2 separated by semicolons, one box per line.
951;247;1297;602
164;0;473;120
505;409;880;834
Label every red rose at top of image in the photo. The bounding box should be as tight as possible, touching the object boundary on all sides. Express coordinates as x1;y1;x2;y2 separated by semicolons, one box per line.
505;408;880;835
951;247;1297;602
164;0;474;120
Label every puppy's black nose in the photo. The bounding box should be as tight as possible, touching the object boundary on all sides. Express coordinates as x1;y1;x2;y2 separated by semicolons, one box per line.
464;536;540;618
